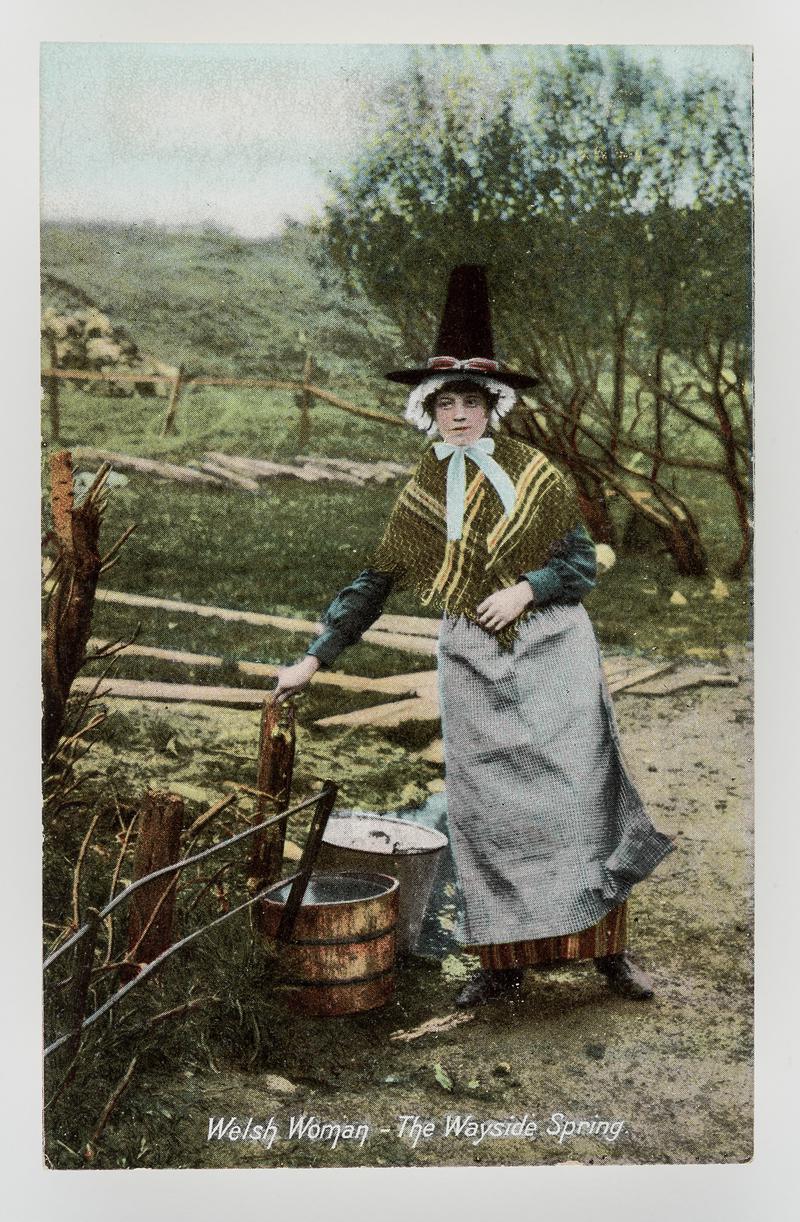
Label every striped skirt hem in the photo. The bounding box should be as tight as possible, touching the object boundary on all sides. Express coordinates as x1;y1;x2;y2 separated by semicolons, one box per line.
464;902;628;970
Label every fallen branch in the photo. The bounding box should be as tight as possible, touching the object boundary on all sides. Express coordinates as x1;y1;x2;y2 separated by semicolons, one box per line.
389;1011;475;1042
147;996;217;1030
185;792;237;839
625;667;739;696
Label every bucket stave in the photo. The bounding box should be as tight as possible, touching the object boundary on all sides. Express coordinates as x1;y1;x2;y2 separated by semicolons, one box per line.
260;871;399;1017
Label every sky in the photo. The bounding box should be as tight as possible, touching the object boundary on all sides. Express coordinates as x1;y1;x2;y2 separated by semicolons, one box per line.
40;43;752;239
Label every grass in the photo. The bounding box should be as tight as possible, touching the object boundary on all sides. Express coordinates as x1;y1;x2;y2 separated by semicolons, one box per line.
48;381;751;663
40;223;752;1168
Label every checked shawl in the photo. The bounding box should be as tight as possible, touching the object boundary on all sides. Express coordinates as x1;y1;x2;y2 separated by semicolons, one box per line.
371;433;583;649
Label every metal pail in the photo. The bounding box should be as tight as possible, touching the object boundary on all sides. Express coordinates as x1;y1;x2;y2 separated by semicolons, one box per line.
316;813;448;955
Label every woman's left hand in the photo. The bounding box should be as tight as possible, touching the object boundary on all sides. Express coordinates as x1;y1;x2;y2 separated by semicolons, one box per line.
476;581;535;633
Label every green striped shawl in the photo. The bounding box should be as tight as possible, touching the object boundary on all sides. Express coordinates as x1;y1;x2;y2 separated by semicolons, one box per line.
371;433;582;648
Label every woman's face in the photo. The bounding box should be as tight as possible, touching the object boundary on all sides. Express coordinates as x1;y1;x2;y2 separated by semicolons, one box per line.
433;387;490;446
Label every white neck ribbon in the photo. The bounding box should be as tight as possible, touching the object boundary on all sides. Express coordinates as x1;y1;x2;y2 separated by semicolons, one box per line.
433;436;517;541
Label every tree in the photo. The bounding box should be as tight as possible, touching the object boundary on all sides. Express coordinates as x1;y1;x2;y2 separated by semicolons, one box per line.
320;46;752;576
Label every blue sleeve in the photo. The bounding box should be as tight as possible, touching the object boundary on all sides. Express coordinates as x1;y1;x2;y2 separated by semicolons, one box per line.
306;568;395;668
521;524;597;606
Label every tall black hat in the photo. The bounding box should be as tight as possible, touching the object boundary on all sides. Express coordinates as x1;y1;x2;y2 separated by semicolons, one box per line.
385;264;538;391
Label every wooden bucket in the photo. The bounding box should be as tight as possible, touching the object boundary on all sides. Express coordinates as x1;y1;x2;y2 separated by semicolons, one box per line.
260;871;399;1017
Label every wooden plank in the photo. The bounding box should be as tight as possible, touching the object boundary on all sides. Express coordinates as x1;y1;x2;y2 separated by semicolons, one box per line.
91;638;421;693
371;614;441;638
197;460;260;493
74;657;681;722
87;638;438;696
74;675;430;713
314;694;440;728
94;588;321;632
71;448;223;487
72;676;274;707
607;661;676;694
361;630;437;657
294;455;402;484
298;454;412;477
204;451;364;486
93;588;437;654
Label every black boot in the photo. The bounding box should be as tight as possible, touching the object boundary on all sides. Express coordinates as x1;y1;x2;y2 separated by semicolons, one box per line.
594;952;654;1000
455;968;524;1008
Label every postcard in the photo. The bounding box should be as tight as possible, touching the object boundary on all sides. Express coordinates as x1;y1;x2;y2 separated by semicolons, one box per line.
37;40;754;1176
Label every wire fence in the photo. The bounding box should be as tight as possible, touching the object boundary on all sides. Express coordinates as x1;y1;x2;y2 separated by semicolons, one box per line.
44;782;337;1059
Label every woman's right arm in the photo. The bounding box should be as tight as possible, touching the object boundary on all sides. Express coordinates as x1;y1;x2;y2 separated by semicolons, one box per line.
272;569;395;704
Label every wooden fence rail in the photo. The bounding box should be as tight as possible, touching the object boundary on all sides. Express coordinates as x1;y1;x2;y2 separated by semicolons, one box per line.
40;364;404;432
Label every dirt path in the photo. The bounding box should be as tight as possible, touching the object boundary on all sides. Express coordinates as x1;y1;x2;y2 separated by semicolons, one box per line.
106;648;753;1167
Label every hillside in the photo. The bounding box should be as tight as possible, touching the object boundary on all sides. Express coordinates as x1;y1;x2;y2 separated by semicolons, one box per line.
40;220;408;399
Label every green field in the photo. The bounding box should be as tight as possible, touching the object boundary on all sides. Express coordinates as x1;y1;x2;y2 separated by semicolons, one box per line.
41;220;752;824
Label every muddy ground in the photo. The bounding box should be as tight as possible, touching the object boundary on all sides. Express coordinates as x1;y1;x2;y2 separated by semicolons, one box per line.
94;645;753;1169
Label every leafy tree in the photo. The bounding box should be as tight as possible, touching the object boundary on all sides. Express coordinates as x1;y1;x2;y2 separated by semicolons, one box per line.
321;46;752;575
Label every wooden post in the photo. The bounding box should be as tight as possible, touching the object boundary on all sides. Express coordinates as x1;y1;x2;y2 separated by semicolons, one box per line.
295;354;314;452
247;702;296;895
124;792;184;978
45;338;61;442
42;452;104;759
161;364;185;437
63;907;101;1064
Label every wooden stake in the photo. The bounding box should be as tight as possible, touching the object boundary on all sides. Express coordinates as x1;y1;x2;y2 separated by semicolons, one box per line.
123;792;184;979
42;452;105;758
161;364;185;436
247;702;296;896
45;338;61;442
64;907;101;1064
296;353;314;452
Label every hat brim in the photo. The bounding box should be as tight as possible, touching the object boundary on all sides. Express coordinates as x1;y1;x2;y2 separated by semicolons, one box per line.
385;366;539;390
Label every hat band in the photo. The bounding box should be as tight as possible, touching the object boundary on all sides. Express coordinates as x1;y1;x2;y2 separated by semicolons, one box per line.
426;356;500;373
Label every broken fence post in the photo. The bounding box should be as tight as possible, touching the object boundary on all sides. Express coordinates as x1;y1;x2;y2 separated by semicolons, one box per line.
123;792;185;979
247;701;296;900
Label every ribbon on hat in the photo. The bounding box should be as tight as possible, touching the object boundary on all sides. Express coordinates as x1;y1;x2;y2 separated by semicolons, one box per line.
427;356;501;373
433;436;517;541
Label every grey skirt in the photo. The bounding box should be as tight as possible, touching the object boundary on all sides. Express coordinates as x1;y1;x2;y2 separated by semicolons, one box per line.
437;603;674;946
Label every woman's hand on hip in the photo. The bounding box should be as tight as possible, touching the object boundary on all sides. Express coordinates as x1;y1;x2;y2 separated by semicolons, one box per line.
476;581;535;633
272;654;321;705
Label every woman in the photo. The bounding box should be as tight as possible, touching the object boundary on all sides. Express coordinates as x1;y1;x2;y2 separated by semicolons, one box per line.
273;266;674;1008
